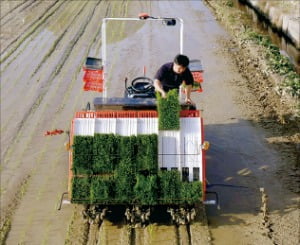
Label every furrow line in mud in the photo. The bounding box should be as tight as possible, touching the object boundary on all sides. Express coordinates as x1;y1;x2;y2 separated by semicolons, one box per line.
1;0;106;234
2;70;83;245
1;0;101;163
2;0;110;220
129;226;135;245
48;0;101;77
2;0;40;26
55;7;105;115
1;3;105;210
98;220;132;245
0;175;30;245
31;1;88;76
1;0;36;26
0;1;27;21
3;136;63;244
86;223;100;245
105;0;129;91
56;5;107;115
0;0;87;98
71;215;203;245
0;0;62;62
177;224;192;245
1;53;94;241
189;204;212;244
65;207;90;245
17;0;39;13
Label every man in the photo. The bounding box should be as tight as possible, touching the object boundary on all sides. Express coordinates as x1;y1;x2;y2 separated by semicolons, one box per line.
154;54;194;104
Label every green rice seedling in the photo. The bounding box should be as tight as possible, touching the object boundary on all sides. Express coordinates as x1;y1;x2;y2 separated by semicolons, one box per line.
71;177;91;204
181;181;202;205
115;157;136;204
134;174;158;205
72;136;94;175
136;134;158;173
119;136;137;163
90;176;115;204
157;89;180;130
158;170;182;204
93;134;119;174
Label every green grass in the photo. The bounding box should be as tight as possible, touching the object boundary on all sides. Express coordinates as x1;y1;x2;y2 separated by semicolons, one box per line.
243;30;300;98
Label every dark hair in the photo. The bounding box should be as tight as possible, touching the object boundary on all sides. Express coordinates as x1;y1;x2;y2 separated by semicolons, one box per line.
174;54;189;67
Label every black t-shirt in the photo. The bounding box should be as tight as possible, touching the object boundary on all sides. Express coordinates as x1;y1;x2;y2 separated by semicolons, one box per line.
154;62;194;92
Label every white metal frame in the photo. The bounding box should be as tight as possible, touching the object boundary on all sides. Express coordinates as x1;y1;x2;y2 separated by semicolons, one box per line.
101;17;184;98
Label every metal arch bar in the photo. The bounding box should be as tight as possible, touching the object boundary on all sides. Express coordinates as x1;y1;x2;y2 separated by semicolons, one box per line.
57;192;69;210
101;17;184;98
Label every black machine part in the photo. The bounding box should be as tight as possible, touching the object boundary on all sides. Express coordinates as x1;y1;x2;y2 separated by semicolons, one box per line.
125;76;156;98
84;57;103;70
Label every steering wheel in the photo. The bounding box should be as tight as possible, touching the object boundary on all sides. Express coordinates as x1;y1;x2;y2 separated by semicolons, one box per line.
131;76;154;93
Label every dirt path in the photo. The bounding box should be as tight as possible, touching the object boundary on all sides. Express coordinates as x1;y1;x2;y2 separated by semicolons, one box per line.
1;1;299;244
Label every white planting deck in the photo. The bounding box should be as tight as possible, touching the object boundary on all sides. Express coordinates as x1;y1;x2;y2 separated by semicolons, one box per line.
72;114;203;182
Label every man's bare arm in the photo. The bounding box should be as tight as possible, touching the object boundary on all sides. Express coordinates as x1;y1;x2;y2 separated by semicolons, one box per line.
154;79;167;98
184;84;194;104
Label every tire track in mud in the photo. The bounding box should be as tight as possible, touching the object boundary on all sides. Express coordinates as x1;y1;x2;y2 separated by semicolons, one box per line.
81;222;179;245
2;0;104;176
0;0;62;62
0;1;87;135
98;220;132;245
0;0;27;21
1;0;39;26
53;2;209;243
2;1;109;243
73;218;131;245
38;3;114;238
1;0;62;57
0;175;30;244
71;216;207;245
0;1;65;73
0;0;102;195
63;3;144;243
1;0;101;165
189;204;211;244
0;1;87;100
2;1;213;244
31;1;88;75
84;204;210;245
104;0;130;95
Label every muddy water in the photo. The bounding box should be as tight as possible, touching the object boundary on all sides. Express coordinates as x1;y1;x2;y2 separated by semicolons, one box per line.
1;0;299;244
197;2;299;245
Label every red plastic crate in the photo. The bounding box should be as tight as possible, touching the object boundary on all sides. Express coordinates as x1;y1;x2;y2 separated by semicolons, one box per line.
180;110;200;117
75;111;96;118
83;69;103;83
83;81;103;92
137;111;158;118
191;71;203;83
82;68;104;92
74;110;199;119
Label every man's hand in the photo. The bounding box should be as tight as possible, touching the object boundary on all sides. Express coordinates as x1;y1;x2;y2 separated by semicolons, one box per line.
184;84;194;104
185;97;194;104
154;79;167;98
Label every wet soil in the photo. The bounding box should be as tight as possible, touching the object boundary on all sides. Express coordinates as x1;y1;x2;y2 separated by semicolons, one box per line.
1;1;299;244
203;1;300;244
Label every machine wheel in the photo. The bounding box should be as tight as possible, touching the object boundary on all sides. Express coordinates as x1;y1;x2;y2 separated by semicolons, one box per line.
131;77;154;93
